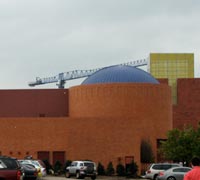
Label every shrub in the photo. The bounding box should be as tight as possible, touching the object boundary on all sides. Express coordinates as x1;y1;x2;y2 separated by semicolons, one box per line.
106;162;115;176
126;160;138;178
54;160;63;175
97;162;105;175
116;163;125;176
63;160;72;168
63;160;72;172
42;159;53;174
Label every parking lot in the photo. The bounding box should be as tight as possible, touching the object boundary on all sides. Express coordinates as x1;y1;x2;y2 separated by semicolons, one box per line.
41;175;147;180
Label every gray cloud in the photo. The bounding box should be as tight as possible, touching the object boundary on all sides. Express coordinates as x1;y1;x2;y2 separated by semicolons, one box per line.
0;0;200;89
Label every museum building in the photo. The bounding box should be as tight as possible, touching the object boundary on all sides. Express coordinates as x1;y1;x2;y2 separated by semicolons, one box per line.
0;65;172;171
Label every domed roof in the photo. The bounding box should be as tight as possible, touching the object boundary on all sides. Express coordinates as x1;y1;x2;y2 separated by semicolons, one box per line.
82;65;159;85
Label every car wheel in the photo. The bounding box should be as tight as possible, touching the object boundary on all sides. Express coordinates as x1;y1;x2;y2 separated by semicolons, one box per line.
76;171;82;179
65;171;70;178
153;174;158;180
167;177;176;180
91;175;96;180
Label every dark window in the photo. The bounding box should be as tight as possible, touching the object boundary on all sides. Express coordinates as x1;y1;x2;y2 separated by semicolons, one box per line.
173;168;182;172
37;151;50;162
53;151;65;165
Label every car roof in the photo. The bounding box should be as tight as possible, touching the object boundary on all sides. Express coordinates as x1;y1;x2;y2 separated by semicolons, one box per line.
169;167;192;170
73;160;94;163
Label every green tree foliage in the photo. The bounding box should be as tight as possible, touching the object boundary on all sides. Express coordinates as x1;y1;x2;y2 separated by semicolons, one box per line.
54;160;63;175
126;160;138;178
106;161;115;176
160;125;200;165
97;162;105;175
140;139;155;163
43;159;53;174
63;160;72;172
116;163;125;176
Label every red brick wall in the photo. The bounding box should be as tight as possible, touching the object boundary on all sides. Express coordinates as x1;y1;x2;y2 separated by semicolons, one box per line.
68;83;172;166
173;78;200;129
0;89;69;117
0;83;172;171
69;83;172;119
0;117;69;164
157;78;168;84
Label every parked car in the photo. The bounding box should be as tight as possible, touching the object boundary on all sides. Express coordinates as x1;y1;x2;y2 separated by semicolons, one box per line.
19;159;47;177
19;160;43;178
31;160;47;177
144;163;182;180
0;156;23;180
65;160;97;179
156;166;192;180
19;163;38;180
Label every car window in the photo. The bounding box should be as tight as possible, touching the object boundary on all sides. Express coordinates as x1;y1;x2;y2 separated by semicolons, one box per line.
152;164;180;170
84;163;94;167
173;168;183;172
152;164;170;170
32;161;40;166
182;168;191;172
38;160;46;168
0;160;7;168
152;164;160;169
1;159;19;169
162;165;172;170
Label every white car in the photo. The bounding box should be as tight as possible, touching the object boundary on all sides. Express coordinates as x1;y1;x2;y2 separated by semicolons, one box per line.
66;161;97;179
144;163;182;180
157;167;192;180
32;160;47;177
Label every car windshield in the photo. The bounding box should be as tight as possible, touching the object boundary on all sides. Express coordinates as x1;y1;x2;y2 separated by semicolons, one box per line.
32;161;41;167
37;160;46;168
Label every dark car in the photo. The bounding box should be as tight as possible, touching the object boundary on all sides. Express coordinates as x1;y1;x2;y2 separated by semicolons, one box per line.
0;156;23;180
20;163;38;180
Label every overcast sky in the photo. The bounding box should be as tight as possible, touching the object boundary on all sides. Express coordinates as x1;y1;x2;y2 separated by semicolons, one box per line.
0;0;200;89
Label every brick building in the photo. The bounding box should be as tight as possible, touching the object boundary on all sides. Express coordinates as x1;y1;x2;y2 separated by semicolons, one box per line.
0;65;172;172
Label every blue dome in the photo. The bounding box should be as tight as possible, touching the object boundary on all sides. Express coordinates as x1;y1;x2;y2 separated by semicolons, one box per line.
82;65;159;85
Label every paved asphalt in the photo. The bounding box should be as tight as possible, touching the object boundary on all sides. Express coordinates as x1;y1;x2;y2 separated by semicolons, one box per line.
41;175;148;180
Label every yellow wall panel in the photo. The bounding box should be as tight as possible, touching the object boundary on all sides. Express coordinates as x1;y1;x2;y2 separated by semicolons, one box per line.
149;53;194;104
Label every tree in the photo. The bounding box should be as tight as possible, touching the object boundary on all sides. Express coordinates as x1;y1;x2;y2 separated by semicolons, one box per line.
140;139;154;163
116;163;125;176
43;159;53;174
106;162;115;176
126;160;138;178
63;160;72;172
97;162;105;175
160;125;200;165
54;160;63;175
